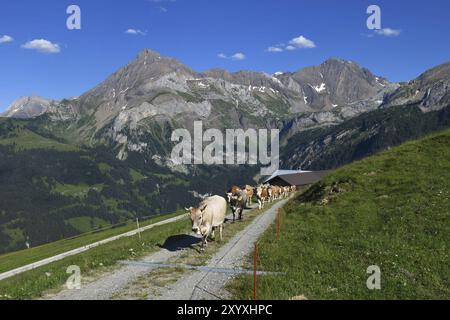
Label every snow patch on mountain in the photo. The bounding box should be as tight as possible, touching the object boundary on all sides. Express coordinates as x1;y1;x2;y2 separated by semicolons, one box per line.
311;83;327;93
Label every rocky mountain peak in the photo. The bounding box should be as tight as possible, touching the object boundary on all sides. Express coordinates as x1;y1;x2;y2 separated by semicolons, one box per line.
283;57;389;109
382;61;450;111
322;57;354;65
137;48;161;60
415;61;450;86
1;96;54;119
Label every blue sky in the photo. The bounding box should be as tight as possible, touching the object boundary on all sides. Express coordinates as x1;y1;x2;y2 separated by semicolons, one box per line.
0;0;449;111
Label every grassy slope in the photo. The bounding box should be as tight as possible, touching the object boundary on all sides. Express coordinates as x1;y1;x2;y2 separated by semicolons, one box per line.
0;128;78;152
229;129;450;300
0;211;184;274
66;216;110;233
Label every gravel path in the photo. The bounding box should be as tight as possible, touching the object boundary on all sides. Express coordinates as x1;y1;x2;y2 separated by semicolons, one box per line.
48;241;185;300
157;199;288;300
48;199;288;300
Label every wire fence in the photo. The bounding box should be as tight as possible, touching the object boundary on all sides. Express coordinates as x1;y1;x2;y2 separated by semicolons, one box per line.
44;211;183;243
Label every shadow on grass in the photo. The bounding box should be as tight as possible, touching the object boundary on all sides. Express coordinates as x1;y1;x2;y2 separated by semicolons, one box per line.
158;234;202;252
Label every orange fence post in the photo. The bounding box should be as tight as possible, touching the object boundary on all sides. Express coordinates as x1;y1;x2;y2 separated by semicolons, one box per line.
280;208;283;231
253;243;258;300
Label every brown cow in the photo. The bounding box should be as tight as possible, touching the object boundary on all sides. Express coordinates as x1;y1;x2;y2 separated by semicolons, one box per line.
271;185;281;201
256;185;269;210
244;185;254;206
226;185;241;203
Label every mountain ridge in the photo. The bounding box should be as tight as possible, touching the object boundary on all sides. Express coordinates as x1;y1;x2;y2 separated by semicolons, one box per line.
3;50;392;118
1;50;400;162
1;50;448;169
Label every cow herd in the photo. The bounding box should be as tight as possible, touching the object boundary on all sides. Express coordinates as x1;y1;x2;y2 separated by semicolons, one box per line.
185;184;297;250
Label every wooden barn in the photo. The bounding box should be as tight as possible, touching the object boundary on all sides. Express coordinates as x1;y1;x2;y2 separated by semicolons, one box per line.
264;170;330;187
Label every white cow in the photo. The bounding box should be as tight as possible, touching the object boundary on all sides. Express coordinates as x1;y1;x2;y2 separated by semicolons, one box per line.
186;195;227;250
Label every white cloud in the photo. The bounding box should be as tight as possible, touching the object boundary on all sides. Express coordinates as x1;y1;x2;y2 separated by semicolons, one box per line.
231;53;246;60
266;35;316;53
0;35;13;44
374;28;401;37
267;46;283;53
148;0;175;12
218;52;246;60
22;39;60;54
288;35;316;49
125;29;147;36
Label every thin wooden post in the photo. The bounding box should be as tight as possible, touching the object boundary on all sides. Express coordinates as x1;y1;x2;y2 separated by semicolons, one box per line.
136;217;141;241
277;209;280;240
253;243;258;300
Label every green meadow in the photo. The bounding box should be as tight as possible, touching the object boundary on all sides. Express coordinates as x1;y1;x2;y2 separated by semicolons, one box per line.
229;129;450;300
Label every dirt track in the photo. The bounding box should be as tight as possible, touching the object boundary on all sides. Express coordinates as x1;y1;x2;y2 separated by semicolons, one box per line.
48;199;288;300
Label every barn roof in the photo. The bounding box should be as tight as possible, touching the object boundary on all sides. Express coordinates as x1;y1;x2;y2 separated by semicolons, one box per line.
265;170;330;186
264;170;311;183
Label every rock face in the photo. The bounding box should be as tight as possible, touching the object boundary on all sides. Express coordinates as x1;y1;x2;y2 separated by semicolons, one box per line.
276;58;392;111
382;62;450;112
